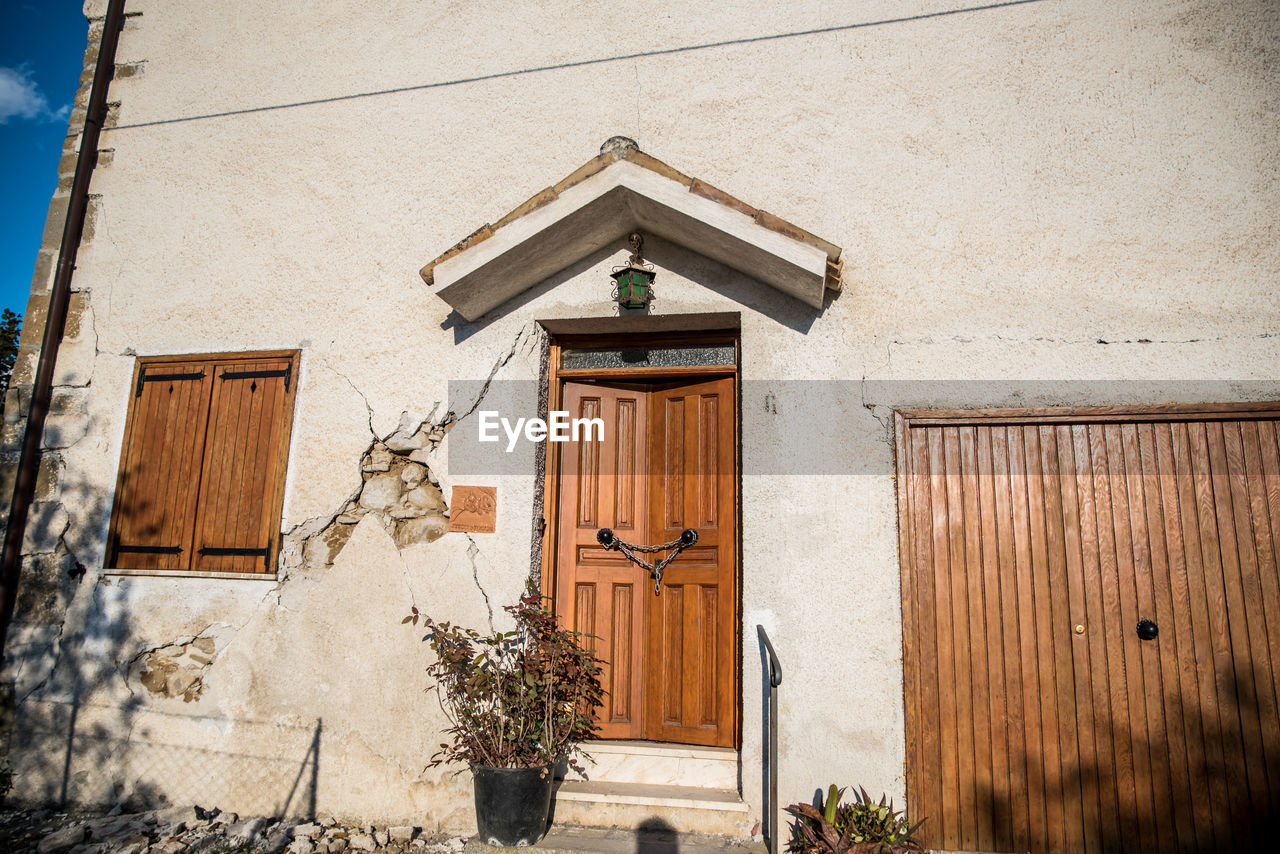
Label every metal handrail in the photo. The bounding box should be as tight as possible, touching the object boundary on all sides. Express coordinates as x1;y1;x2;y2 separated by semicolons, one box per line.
758;625;782;854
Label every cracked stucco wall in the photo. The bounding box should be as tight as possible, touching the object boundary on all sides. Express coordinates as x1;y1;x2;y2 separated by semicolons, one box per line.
1;0;1277;835
0;2;131;760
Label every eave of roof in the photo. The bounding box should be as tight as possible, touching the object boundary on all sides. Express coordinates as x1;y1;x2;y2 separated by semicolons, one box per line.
421;139;842;321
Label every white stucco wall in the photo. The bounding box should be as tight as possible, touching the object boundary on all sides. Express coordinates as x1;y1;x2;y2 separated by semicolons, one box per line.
4;0;1277;836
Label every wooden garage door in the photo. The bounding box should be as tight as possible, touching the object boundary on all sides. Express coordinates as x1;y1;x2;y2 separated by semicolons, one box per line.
897;406;1280;854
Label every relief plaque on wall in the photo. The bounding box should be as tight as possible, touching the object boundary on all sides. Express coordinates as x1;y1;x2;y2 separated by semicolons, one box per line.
448;485;497;533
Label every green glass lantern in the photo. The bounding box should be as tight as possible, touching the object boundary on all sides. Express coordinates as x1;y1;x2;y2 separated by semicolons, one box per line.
611;264;655;309
612;231;655;310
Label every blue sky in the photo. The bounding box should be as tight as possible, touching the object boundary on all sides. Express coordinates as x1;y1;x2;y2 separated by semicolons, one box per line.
1;1;88;318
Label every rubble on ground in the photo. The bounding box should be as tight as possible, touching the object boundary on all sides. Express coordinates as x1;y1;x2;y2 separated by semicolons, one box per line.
0;806;465;854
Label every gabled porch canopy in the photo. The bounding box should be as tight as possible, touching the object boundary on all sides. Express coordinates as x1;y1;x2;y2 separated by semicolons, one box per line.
421;138;843;321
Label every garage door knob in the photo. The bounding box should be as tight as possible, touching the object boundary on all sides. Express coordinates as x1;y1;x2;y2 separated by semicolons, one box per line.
1137;618;1159;640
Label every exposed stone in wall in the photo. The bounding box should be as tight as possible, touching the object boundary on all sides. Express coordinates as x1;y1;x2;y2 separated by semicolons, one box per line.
13;551;79;627
289;324;540;572
133;636;216;703
293;415;452;572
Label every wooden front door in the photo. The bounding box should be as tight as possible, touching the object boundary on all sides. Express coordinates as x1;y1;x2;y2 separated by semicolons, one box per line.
554;376;737;746
897;407;1280;854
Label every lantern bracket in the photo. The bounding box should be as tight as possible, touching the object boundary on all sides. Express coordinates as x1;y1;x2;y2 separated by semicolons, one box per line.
627;232;646;265
610;231;656;310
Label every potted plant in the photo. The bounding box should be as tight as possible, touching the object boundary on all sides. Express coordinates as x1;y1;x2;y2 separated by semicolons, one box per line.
405;583;603;846
785;785;928;853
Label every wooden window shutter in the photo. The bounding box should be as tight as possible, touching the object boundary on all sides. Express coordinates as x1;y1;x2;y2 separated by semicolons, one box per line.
108;352;298;574
190;357;296;573
108;361;214;570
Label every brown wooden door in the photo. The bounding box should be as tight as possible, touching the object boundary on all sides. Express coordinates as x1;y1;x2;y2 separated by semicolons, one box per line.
555;377;737;746
645;378;737;745
897;409;1280;854
555;382;650;739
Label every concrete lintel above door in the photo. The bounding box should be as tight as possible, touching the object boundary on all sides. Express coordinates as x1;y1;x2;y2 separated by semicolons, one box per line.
421;139;843;321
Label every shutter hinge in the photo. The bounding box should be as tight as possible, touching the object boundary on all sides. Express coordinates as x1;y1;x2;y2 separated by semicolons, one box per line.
219;365;292;391
199;539;271;570
136;369;206;397
115;544;182;555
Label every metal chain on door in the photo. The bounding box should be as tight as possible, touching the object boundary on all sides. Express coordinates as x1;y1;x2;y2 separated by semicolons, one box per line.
595;527;698;594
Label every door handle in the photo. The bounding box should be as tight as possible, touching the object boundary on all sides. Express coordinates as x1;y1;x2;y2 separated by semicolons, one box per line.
1136;618;1159;641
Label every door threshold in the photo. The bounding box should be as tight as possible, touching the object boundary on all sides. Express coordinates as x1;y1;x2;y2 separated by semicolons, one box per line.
590;739;738;756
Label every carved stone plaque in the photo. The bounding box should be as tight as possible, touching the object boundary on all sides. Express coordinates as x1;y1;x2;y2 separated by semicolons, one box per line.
448;485;497;533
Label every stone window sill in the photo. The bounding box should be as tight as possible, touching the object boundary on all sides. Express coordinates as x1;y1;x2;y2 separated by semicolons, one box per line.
103;568;279;581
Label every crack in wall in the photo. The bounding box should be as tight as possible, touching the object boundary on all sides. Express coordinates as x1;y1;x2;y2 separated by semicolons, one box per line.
861;335;896;447
463;534;494;631
15;616;66;704
337;724;435;787
13;535;91;702
329;367;376;438
889;331;1278;346
283;420;450;574
449;322;538;426
284;325;539;576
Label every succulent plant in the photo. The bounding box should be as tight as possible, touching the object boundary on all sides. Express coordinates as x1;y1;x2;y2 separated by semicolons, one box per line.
785;785;927;854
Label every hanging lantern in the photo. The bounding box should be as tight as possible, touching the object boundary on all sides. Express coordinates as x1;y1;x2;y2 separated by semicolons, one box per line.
611;232;655;310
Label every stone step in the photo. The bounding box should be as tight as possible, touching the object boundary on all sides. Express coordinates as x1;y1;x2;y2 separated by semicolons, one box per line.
550;780;755;837
568;740;739;789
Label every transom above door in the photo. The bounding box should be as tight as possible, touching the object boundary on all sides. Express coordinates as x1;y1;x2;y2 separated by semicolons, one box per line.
546;336;739;747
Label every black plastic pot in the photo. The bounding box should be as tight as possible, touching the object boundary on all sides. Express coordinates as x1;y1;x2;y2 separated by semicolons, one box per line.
471;764;554;847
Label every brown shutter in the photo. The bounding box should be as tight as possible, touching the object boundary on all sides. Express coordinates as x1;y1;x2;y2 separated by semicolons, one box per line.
190;357;296;573
108;361;214;570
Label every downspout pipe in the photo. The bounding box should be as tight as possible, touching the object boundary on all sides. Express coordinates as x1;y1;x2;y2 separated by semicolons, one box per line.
0;0;128;662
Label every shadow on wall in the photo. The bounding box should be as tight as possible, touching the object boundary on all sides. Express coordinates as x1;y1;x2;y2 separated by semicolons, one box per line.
14;580;323;818
4;451;322;819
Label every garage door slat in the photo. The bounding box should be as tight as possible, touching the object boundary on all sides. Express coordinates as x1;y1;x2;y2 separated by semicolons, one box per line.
1000;426;1041;850
1074;423;1132;851
1189;422;1254;849
943;427;979;846
1101;426;1149;851
1033;425;1083;854
1087;423;1145;853
958;427;996;851
908;428;942;828
1164;422;1227;851
1241;421;1280;805
929;428;962;842
1126;423;1187;853
1210;421;1271;842
1052;424;1104;854
977;427;1008;850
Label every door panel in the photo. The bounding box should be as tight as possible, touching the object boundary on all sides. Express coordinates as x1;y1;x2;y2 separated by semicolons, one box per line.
554;376;737;747
555;383;648;739
646;378;737;745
